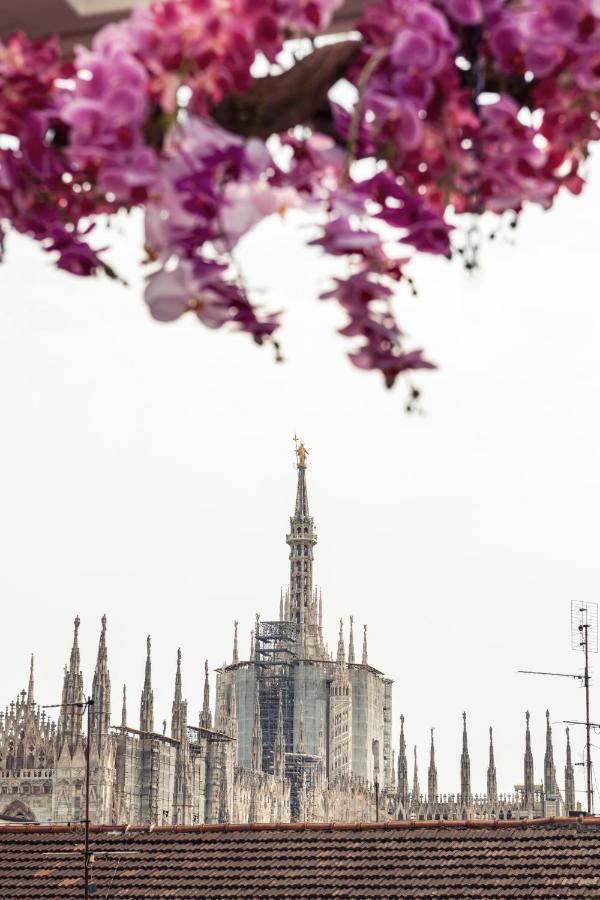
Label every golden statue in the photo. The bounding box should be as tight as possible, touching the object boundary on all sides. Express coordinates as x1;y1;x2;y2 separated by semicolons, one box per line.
294;435;308;468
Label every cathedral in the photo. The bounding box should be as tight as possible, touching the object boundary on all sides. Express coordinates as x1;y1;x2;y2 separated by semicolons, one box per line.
0;444;578;825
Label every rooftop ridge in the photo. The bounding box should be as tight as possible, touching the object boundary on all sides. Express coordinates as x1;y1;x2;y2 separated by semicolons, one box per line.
1;815;598;835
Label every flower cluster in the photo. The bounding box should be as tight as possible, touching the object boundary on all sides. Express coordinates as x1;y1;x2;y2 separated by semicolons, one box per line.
144;118;284;339
2;0;600;388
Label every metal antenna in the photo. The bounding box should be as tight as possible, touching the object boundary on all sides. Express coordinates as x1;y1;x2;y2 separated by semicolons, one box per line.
43;697;94;897
571;601;598;815
518;600;598;815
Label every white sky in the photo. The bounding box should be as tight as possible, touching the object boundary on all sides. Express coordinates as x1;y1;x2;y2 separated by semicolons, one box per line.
0;149;599;807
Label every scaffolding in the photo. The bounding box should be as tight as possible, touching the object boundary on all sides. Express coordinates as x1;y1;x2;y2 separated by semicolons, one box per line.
254;621;324;820
254;621;298;776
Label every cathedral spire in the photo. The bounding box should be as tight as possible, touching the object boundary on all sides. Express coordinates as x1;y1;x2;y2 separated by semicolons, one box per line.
58;615;84;756
336;619;345;666
564;727;575;812
232;621;239;665
524;710;534;807
121;685;127;728
200;660;212;730
398;714;409;810
27;654;34;707
251;681;263;771
544;709;557;797
428;728;437;801
348;617;355;664
279;590;284;622
140;636;154;733
91;615;111;755
487;726;498;802
286;438;322;659
171;649;184;739
412;746;420;806
460;712;471;806
362;625;368;666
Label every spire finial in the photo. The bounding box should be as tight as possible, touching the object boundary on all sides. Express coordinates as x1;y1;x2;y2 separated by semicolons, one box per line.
348;616;355;664
101;613;107;632
487;724;497;801
428;728;437;801
544;708;557;797
233;621;239;665
336;618;345;665
27;654;35;706
200;659;212;730
294;435;308;469
362;624;368;666
121;684;127;728
460;712;471;805
140;634;154;733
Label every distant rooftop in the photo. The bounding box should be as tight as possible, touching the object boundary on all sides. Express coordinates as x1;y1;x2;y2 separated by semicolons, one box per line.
1;816;599;898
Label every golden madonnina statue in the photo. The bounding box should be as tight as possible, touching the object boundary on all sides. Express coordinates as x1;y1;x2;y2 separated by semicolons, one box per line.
294;437;308;468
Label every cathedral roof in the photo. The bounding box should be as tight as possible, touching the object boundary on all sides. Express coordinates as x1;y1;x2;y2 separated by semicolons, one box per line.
1;817;598;898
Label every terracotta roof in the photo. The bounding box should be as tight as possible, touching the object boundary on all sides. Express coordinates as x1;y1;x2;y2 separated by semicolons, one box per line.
1;817;599;898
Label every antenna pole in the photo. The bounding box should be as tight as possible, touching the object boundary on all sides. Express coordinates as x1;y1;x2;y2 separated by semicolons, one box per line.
84;696;94;899
582;624;593;814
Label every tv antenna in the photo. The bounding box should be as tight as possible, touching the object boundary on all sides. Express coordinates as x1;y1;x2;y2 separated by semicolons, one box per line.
518;600;598;815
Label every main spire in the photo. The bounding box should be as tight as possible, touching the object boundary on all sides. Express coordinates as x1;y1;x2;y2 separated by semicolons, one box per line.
286;438;323;658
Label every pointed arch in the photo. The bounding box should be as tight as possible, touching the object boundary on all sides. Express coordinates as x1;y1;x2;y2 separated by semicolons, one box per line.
0;799;37;822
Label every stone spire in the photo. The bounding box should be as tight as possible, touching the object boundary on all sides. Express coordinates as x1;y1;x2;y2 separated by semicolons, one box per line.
279;590;284;622
428;728;437;801
121;685;127;728
249;629;254;660
544;709;557;797
27;654;34;707
336;619;345;666
232;621;239;665
412;746;420;805
286;438;323;658
251;681;263;771
58;615;84;756
487;727;498;802
460;712;471;806
398;714;409;810
274;692;286;778
362;625;368;666
564;727;575;812
200;660;212;730
524;710;534;807
348;616;355;664
140;636;154;733
171;649;184;740
91;615;111;755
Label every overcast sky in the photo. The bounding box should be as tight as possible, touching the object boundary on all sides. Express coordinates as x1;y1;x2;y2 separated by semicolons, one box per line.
1;149;599;806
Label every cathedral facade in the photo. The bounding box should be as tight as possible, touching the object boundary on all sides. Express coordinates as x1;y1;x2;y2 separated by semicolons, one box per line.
0;445;577;825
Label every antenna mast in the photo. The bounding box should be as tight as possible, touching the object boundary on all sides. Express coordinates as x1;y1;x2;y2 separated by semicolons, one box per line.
518;600;598;815
571;600;598;814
